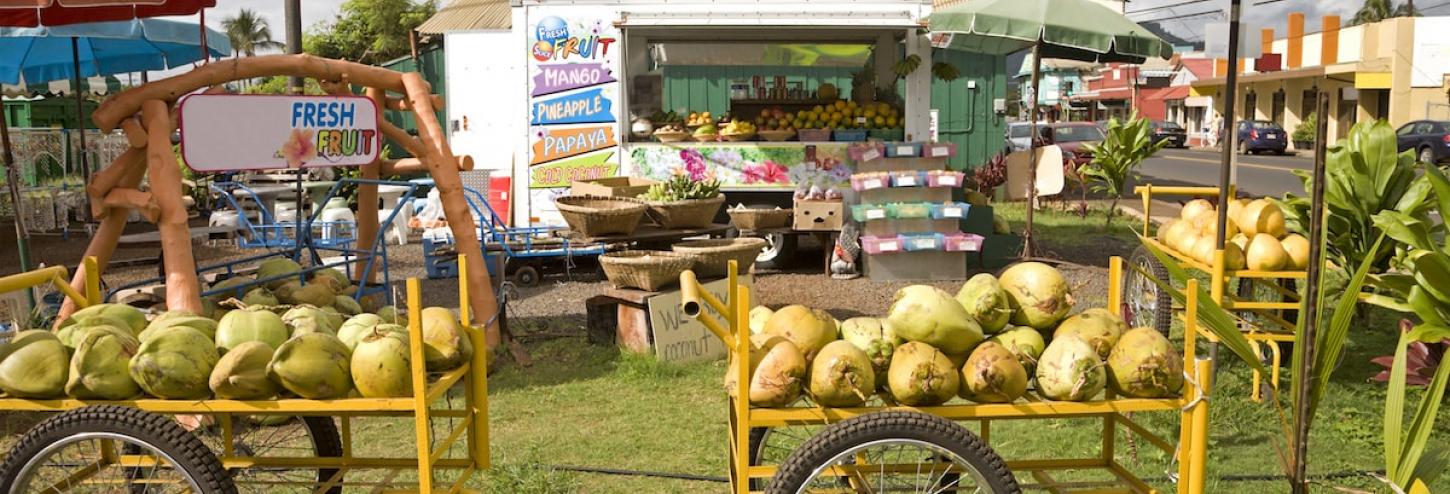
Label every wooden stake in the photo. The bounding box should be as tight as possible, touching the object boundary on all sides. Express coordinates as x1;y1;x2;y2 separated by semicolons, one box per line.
119;118;147;148
354;86;385;284
97;188;158;222
380;119;428;158
401;73;500;350
87;147;146;207
142;100;203;314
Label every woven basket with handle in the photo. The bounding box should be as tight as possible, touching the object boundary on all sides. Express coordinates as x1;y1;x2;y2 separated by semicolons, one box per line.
671;237;766;277
554;196;648;237
599;250;697;291
644;194;725;229
727;208;792;231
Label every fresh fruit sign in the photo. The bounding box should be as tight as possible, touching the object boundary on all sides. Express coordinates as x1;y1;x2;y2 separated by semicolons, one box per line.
530;125;617;165
178;94;379;172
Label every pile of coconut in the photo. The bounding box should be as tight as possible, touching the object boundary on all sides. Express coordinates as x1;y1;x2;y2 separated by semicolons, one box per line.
1156;198;1308;271
0;259;476;401
736;262;1184;407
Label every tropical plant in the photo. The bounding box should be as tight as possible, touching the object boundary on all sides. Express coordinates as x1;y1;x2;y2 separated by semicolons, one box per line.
1079;115;1169;228
1381;322;1449;493
304;0;437;65
1371;320;1446;386
1274;120;1433;275
221;8;283;57
971;152;1007;194
1350;0;1419;25
1291;112;1317;143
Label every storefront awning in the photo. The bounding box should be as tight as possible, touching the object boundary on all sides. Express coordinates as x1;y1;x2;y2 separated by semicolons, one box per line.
1190;65;1327;93
1355;72;1392;89
618;9;922;28
1185;95;1212;107
1071;88;1130;101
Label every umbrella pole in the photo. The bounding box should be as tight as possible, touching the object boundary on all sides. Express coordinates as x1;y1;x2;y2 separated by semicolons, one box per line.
2;107;36;311
1023;42;1042;259
71;37;91;224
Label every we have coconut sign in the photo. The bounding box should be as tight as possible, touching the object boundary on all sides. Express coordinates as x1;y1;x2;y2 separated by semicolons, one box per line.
179;94;380;172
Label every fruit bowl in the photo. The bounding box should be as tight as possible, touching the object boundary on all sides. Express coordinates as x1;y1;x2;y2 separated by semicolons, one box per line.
653;130;689;143
720;131;756;142
758;129;796;142
692;133;719;142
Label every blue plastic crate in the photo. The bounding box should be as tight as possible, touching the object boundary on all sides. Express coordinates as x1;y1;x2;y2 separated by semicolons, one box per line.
890;171;926;188
902;233;944;251
832;129;868;142
930;202;971;220
885;142;922;158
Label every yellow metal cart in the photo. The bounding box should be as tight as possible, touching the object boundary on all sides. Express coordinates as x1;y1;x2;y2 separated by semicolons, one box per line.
1127;185;1306;401
0;256;491;494
681;259;1215;494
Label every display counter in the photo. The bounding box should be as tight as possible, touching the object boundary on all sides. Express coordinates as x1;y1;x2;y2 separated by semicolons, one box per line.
622;140;858;190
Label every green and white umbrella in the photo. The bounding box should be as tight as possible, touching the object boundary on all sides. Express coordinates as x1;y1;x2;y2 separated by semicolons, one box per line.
929;0;1172;258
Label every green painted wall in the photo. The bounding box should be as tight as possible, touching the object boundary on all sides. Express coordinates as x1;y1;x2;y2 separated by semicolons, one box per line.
661;65;855;115
4;99;99;129
931;50;1007;171
380;44;446;158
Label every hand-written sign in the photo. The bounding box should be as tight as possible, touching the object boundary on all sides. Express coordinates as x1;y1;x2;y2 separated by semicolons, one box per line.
531;63;617;97
529;151;617;188
178;94;380;172
646;276;753;363
530;125;617;165
530;87;614;125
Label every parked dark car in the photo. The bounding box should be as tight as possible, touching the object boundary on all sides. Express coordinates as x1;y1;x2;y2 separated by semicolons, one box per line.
1048;122;1106;166
1235;120;1288;155
1151;120;1188;148
1395;120;1450;164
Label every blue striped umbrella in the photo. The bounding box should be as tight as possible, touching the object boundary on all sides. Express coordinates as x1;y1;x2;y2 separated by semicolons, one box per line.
0;17;230;84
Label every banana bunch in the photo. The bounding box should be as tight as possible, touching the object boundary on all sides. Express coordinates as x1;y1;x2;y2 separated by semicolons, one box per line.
894;54;922;77
932;62;960;82
638;175;722;202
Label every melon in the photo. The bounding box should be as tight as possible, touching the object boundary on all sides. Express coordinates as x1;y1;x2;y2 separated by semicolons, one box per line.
1180;199;1213;223
1240;199;1286;238
1281;234;1310;270
1246;233;1288;271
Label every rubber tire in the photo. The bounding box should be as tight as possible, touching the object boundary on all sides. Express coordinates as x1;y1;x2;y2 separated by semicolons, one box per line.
754;232;797;271
747;427;771;491
1239;141;1248;155
1421;147;1436;165
0;405;237;494
1125;245;1173;337
513;265;540;287
766;411;1019;494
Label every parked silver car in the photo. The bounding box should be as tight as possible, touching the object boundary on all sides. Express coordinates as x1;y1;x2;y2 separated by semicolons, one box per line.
1005;122;1048;152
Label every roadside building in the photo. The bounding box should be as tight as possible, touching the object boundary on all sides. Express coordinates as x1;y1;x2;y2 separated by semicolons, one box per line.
1014;58;1097;122
1161;56;1217;146
1069;57;1176;122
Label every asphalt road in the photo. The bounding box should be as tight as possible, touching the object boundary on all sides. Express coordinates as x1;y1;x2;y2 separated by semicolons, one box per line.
1131;147;1312;198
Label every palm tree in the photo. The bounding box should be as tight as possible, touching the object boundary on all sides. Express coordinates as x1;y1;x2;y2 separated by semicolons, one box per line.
221;8;283;57
1351;0;1419;25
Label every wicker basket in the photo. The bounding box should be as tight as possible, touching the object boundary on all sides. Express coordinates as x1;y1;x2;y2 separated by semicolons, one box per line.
758;129;796;142
727;208;792;231
554;196;648;237
653;130;689;143
720;132;756;142
672;238;767;277
644;194;725;229
599;250;697;291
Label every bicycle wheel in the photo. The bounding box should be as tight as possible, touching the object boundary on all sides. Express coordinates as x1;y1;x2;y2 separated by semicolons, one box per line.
1123;245;1172;337
194;416;343;494
0;405;236;494
747;426;831;491
767;411;1019;494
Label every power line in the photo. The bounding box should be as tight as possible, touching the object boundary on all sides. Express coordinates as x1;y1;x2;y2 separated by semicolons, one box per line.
1135;8;1225;23
1420;0;1450;11
1126;0;1215;16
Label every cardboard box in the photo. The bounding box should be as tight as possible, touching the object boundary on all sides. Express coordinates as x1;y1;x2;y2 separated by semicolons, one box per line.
571;177;660;198
793;199;844;231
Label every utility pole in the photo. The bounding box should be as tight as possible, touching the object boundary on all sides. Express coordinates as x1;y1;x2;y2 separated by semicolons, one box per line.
285;0;303;94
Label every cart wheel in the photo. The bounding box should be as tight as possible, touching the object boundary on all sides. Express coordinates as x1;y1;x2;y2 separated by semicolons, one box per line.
767;411;1019;494
755;233;797;270
513;265;540;287
747;426;838;491
1123;245;1172;337
0;405;236;494
193;416;343;494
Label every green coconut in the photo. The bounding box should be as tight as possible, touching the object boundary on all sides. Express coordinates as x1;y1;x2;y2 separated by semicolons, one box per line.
337;313;385;351
885;285;983;355
958;341;1028;403
66;326;142;400
281;305;339;337
351;328;413;398
290;282;337;308
139;311;218;342
268;333;352;399
199;298;223;320
987;326;1046;375
216;307;289;354
342;285;360;297
310;267;351;292
886;341;959;406
420;307;473;371
273;281;303;305
317;306;345;329
209;341;278;400
129;327;219;399
1035;335;1105;402
840;317;902;388
748;306;774;335
1053;309;1126;359
56;314;133;349
242;287;280;307
807;340;875;407
955;274;1013;333
725;334;806;407
61;303;147;335
763;305;838;361
0;330;69;398
376;306;403;325
1107;328;1184;398
257;258;303;289
999;262;1074;330
208;276;254;302
333;295;363;316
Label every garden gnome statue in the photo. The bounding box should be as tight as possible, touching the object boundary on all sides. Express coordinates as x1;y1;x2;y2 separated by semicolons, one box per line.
831;222;861;279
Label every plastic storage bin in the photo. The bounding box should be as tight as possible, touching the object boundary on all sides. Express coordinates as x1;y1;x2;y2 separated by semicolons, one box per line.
926;170;966;188
924;141;958;158
943;232;986;252
862;235;905;254
890;171;925;188
902;233;944;251
833;129;868;142
851;204;891;222
885;142;922;158
798;129;832;142
869;129;905;141
848;142;885;162
888;202;932;219
851;173;890;191
930;202;971;220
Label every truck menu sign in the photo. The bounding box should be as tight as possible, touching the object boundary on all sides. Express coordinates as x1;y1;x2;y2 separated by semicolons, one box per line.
178;94;380;172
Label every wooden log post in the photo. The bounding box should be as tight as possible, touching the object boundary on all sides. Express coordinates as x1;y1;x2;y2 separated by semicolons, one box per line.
87;147;146;214
55;148;149;324
380;119;428;158
378;155;473;175
119;118;147;148
353;86;385;284
98;189;158;222
400;73;500;350
142;100;203;314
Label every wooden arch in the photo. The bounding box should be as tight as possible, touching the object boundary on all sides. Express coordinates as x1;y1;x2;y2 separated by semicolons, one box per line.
60;54;501;350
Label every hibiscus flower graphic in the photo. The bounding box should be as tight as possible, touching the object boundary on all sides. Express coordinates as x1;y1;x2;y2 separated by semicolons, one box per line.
743;161;790;184
277;128;317;168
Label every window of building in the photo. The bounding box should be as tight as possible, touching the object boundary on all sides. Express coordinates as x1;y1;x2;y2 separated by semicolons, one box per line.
1271;90;1286;125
